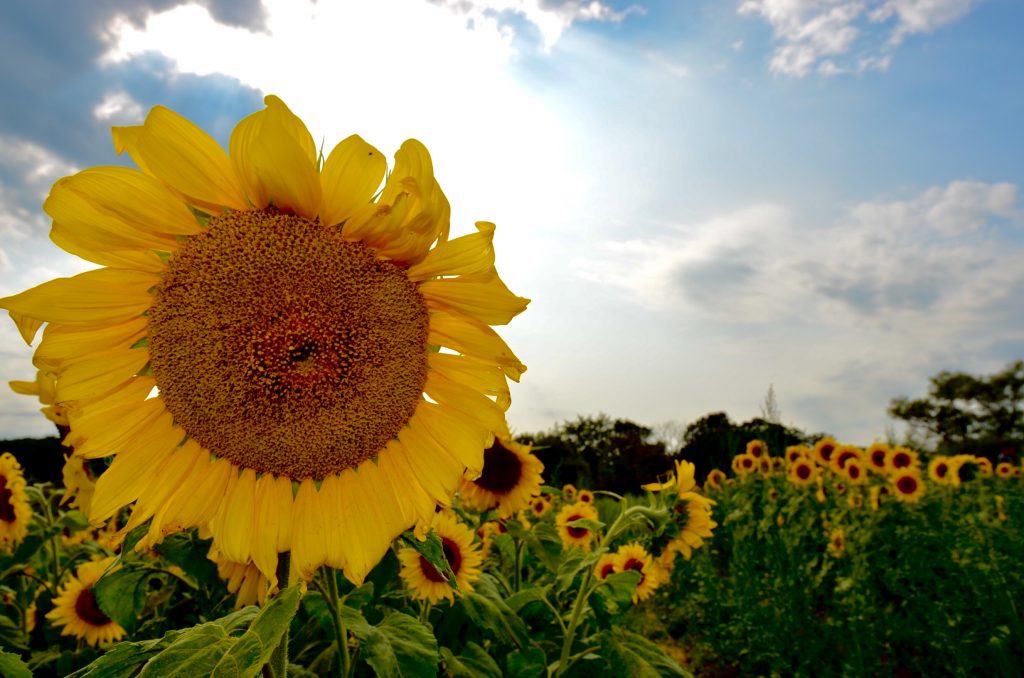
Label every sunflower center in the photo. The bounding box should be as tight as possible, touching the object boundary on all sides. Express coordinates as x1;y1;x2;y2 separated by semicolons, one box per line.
796;464;811;480
566;514;589;539
622;557;647;585
0;477;14;523
472;441;524;494
148;210;430;480
896;476;918;494
74;587;112;627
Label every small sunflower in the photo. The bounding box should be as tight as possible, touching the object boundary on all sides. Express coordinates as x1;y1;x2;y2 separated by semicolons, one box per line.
732;454;756;477
995;461;1014;479
812;438;839;467
555;501;599;551
827;528;845;558
667;496;717;560
869;484;890;511
891;469;925;503
562;484;578;501
950;455;980;485
398;511;482;604
594;552;618;581
843;459;868;485
785;445;811;464
458;437;544;518
745;439;767;458
577;489;595;504
928;457;953;484
976;457;993;477
705;469;727;491
642;459;698;493
886;447;919;474
614;542;663;603
528;495;552;518
1;96;528;587
475;520;506;559
0;453;31;550
787;457;817;487
60;454;96;516
865;443;890;474
847;491;864;509
46;557;126;646
830;445;863;474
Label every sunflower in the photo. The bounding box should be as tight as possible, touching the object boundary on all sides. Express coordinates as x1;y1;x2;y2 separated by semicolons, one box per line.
667;497;717;560
976;457;993;477
61;454;96;516
555;501;599;551
642;459;698;494
787;457;817;487
869;484;890;511
928;457;953;484
785;445;811;464
891;469;925;503
1;97;528;587
529;495;552;518
209;544;272;608
812;438;839;467
577;489;595;504
562;484;578;501
732;454;756;477
0;453;31;550
745;439;767;458
847;491;864;509
614;542;663;603
830;445;863;473
827;528;845;558
593;552;619;581
950;455;980;485
886;447;919;474
46;556;126;646
995;461;1014;479
475;520;506;559
398;511;482;604
458;437;543;518
843;459;868;485
705;469;727;491
865;443;890;474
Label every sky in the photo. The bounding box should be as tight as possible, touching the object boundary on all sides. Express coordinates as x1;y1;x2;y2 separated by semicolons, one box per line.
0;0;1021;446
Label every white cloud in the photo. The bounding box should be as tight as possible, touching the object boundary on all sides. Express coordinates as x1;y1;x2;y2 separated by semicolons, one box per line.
739;0;979;76
0;136;77;238
92;90;145;122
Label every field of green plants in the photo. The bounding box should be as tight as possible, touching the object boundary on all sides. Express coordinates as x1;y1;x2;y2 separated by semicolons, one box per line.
2;434;1021;677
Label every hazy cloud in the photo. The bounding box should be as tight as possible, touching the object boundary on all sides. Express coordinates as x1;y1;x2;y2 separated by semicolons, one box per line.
739;0;979;76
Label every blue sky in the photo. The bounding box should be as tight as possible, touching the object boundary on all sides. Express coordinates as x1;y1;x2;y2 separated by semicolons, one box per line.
1;0;1021;446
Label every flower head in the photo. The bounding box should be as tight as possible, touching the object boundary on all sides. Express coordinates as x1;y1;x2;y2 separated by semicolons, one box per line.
555;501;599;550
398;511;482;604
459;437;544;518
46;557;126;647
0;96;528;586
0;453;31;550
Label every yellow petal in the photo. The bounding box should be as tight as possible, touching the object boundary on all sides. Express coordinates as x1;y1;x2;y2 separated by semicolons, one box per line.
55;347;149;403
50;225;168;273
340;464;400;585
123;442;206;537
252;473;290;588
290;479;327;580
212;467;257;563
423;371;505;438
147;456;233;545
33;317;147;372
420;269;529;326
319;474;346;570
428;309;526;382
406;222;495;282
242;96;321;218
397;415;464;503
319;135;386;228
70;394;164;460
428;353;510;411
377;442;435;525
134;106;247;211
0;268;157;343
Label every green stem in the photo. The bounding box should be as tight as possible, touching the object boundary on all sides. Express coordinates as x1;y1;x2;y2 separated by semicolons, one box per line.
268;553;291;678
513;537;525;593
325;568;352;678
26;486;61;591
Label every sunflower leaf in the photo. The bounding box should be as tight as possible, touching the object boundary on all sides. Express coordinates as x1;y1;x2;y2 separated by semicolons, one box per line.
399;530;457;590
342;607;439;678
0;650;32;678
595;628;691;678
590;571;641;627
505;647;547;678
440;642;501;678
92;568;151;633
456;574;530;649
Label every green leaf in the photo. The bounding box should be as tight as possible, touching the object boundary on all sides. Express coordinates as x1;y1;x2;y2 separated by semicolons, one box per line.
505;647;547;678
590;570;641;626
93;568;151;632
524;522;564;572
343;608;438;678
505;586;550;613
120;524;150;555
58;510;90;532
440;642;501;678
457;574;530;649
0;650;32;678
554;548;591;595
400;531;457;590
67;633;187;677
133;585;300;677
597;628;690;678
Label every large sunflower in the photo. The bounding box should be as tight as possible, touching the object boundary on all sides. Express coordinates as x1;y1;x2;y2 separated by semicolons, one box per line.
891;469;925;503
0;453;31;550
0;96;528;587
398;511;482;604
46;556;126;647
458;437;544;518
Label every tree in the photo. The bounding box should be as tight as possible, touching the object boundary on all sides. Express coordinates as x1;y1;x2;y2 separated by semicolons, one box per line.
677;412;810;482
888;360;1024;459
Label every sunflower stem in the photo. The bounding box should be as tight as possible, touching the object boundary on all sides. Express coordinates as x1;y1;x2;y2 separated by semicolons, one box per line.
26;486;61;591
268;553;291;678
513;537;525;593
325;568;352;678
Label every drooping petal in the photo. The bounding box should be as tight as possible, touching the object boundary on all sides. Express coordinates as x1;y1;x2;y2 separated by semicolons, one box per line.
428;308;526;382
406;222;495;281
320;134;386;228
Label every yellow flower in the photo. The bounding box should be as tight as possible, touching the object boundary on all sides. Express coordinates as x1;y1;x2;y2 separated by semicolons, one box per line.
745;439;767;458
0;96;528;587
732;454;756;477
812;438;839;468
614;542;663;603
865;443;890;474
787;457;817;487
928;457;953;484
705;469;727;491
398;511;482;604
458;437;544;518
667;496;717;560
0;453;31;550
827;528;845;558
642;459;698;493
555;501;599;551
61;454;96;516
830;445;863;474
843;458;868;485
886;447;919;475
46;557;126;647
891;469;925;503
594;552;619;581
529;495;552;518
995;461;1014;479
562;484;578;501
577;489;595;504
785;444;811;464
